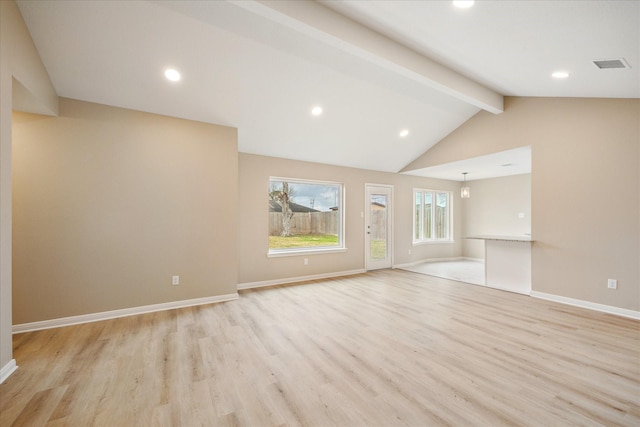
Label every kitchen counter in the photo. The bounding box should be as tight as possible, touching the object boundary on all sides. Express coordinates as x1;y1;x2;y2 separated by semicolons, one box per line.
465;235;533;242
465;235;533;295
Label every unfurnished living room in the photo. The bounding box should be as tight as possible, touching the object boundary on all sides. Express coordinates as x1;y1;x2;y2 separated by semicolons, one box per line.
0;0;638;426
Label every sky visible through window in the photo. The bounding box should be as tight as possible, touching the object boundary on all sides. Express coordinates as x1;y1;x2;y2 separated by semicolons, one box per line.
271;181;339;212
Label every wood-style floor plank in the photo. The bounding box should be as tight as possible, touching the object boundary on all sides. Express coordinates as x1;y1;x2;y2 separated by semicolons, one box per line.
1;269;639;426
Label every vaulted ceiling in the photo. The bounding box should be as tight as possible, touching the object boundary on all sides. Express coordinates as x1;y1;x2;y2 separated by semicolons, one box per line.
16;0;639;177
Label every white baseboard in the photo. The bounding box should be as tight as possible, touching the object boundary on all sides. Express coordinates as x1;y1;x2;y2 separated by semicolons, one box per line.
0;359;17;384
394;256;473;269
12;293;239;334
238;269;365;290
530;291;640;320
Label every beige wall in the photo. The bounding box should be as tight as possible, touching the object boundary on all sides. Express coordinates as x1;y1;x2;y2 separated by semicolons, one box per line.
12;98;238;324
238;153;463;285
1;0;58;375
405;97;640;311
462;174;531;259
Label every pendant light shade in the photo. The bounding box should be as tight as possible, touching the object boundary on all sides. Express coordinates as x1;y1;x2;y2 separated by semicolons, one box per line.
461;172;470;198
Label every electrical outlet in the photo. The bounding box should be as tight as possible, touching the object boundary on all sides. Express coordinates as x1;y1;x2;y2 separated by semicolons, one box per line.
172;275;180;286
304;258;309;265
408;249;412;255
607;279;617;289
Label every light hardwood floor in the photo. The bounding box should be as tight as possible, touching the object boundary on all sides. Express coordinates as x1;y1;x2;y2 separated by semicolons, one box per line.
1;269;639;426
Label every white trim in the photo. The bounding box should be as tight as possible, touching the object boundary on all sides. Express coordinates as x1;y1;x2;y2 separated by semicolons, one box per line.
267;247;348;257
489;284;530;296
12;293;239;334
530;291;640;320
238;269;365;290
0;359;17;384
412;188;454;244
393;256;468;269
365;183;394;271
364;183;395;189
412;240;455;245
270;176;343;186
268;177;346;253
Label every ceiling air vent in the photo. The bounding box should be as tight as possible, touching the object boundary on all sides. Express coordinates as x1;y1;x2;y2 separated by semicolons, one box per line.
593;58;631;69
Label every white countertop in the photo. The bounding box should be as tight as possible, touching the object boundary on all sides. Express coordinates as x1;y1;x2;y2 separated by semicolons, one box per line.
465;235;533;243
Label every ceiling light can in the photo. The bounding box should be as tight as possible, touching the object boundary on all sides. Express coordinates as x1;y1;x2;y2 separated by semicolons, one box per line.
164;68;181;82
453;1;475;9
311;106;323;116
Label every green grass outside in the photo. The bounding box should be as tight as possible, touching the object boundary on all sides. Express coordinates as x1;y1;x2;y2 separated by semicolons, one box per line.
370;239;386;259
269;234;339;249
269;234;387;260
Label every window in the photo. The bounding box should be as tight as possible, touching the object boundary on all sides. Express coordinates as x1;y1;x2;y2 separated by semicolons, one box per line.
413;189;452;243
268;178;344;255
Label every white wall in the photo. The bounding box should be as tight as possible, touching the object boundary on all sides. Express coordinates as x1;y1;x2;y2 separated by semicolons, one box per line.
462;174;531;259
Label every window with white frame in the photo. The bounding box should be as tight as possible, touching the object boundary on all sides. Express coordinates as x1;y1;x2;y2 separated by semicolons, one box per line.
268;177;344;255
413;189;452;243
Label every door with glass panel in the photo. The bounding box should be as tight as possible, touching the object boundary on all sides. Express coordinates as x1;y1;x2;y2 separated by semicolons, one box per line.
365;184;393;270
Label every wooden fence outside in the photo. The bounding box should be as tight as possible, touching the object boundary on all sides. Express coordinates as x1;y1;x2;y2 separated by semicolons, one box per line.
269;210;388;239
269;211;339;236
369;210;386;240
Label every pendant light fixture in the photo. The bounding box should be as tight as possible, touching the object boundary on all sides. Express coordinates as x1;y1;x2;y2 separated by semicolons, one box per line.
461;172;470;198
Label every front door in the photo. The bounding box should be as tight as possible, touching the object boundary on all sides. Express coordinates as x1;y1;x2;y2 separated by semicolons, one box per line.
365;184;393;270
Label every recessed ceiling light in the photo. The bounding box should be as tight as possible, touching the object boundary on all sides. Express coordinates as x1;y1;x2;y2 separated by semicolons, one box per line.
164;68;181;82
551;71;570;79
399;129;410;138
311;106;323;116
453;1;475;9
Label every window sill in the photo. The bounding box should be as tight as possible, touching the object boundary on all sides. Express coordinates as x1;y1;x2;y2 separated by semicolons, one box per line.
268;247;348;258
412;240;455;246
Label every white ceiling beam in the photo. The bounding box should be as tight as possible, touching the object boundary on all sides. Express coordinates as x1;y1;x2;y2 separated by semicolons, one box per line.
230;0;503;114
